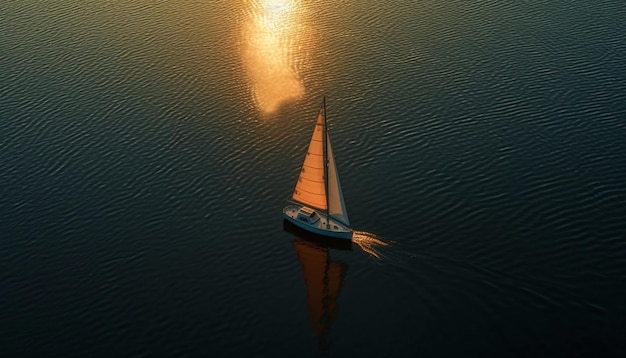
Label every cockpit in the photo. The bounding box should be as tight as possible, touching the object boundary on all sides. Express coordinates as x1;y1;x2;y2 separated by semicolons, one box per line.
296;207;320;224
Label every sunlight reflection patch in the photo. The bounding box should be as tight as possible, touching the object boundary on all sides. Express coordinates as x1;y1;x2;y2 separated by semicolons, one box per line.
243;0;305;114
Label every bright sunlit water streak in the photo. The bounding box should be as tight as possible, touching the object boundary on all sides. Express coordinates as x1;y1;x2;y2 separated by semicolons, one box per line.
243;0;305;114
352;230;390;259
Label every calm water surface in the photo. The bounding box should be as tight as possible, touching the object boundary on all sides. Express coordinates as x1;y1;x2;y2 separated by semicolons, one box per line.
2;1;626;356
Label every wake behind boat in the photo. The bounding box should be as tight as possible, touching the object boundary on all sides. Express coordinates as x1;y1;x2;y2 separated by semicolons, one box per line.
283;97;353;240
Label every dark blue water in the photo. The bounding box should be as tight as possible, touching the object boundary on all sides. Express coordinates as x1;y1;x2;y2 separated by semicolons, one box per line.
2;1;625;356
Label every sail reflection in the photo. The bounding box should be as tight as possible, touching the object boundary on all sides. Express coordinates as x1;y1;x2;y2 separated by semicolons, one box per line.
243;0;305;114
293;237;347;349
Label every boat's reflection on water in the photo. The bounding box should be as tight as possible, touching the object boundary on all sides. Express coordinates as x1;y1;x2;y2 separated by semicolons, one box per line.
284;221;388;349
292;237;346;350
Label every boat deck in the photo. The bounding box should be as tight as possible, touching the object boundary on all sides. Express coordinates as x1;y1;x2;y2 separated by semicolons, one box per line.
283;204;352;239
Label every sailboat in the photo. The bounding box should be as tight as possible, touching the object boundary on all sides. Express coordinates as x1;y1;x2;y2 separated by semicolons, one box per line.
283;97;352;240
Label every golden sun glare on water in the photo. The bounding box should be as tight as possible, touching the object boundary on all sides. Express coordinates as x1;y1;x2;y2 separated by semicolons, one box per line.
243;0;305;114
352;231;390;259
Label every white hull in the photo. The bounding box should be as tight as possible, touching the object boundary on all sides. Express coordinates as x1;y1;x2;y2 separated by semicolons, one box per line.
283;204;352;240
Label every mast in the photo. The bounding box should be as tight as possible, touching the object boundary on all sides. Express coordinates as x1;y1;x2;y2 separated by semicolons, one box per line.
323;96;330;229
